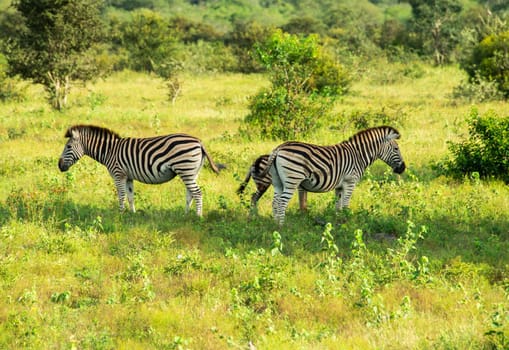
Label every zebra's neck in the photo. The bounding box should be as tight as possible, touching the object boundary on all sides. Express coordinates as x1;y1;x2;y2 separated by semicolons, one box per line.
343;139;380;170
83;135;118;166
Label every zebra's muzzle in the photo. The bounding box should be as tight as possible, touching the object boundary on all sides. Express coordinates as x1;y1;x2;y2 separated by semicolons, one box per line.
58;158;69;172
393;162;406;174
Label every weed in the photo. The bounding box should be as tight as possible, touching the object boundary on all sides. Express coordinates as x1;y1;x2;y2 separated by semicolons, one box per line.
485;304;509;350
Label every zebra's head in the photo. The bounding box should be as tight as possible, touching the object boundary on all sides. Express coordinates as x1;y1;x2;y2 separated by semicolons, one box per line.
378;128;406;174
58;127;85;172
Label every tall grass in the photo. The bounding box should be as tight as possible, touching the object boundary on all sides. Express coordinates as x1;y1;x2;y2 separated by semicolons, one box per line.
0;65;508;349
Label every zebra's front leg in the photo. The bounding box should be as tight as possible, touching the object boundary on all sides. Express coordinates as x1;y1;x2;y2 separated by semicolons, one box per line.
113;176;128;212
126;179;135;213
336;180;357;211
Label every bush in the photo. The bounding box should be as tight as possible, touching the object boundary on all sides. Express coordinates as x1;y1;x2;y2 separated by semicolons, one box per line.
244;86;333;140
242;30;349;140
460;31;509;98
439;108;509;183
0;54;26;103
451;72;504;102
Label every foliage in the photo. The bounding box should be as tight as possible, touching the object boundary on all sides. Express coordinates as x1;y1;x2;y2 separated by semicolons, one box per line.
243;86;333;140
7;0;107;110
243;30;349;140
406;0;463;64
0;65;509;349
451;71;505;102
225;20;275;73
0;54;26;102
112;8;178;73
460;30;509;98
439;108;509;182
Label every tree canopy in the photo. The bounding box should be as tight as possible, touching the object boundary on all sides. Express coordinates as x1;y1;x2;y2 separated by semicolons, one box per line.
6;0;106;109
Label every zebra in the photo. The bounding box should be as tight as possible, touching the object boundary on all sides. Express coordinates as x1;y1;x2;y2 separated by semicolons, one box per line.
236;154;308;213
256;126;406;225
58;125;222;216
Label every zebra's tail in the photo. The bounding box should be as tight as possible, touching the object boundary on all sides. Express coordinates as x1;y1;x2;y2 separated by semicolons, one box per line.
236;169;251;195
202;146;225;174
255;149;278;178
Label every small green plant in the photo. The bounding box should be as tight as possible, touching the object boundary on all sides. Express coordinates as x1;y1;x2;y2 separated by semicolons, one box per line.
386;221;427;281
438;108;509;183
318;223;341;283
485;304;509;349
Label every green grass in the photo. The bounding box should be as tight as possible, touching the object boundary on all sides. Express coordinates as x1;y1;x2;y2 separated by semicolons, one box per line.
0;65;508;349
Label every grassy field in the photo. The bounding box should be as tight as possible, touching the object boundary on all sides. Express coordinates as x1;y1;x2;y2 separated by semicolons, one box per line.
0;63;508;349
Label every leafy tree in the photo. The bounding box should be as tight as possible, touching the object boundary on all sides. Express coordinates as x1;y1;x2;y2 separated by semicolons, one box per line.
243;30;349;140
225;20;274;73
113;9;177;72
281;16;326;36
7;0;106;110
168;16;222;43
406;0;462;64
461;30;509;97
455;8;509;99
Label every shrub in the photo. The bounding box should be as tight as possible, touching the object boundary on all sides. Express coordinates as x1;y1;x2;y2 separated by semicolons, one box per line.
460;31;509;98
452;72;504;102
439;108;509;183
244;86;333;140
242;30;349;140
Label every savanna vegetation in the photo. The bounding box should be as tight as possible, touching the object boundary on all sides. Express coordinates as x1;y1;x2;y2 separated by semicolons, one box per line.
0;0;509;349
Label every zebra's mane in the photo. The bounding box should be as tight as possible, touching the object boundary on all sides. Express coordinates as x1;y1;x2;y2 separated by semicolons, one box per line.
347;125;400;143
65;125;122;139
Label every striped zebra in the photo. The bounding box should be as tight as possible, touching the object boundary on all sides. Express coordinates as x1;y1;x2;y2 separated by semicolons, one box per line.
58;125;222;216
257;126;406;225
236;154;308;213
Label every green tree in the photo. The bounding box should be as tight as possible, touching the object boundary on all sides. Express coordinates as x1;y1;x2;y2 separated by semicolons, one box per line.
406;0;462;64
226;20;274;73
462;30;509;97
243;30;349;140
7;0;106;110
114;9;177;72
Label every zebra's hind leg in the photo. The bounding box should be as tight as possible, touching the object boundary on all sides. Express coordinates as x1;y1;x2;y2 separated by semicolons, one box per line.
185;186;203;217
270;168;284;224
276;188;298;225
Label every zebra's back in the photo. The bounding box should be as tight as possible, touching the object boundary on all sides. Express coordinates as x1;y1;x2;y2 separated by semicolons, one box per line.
115;133;205;184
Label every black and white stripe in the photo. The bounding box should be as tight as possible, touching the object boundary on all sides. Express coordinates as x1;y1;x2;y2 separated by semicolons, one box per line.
257;126;406;225
237;154;308;213
58;125;221;216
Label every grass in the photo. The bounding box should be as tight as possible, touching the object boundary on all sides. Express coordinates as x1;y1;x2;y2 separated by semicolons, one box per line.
0;64;508;349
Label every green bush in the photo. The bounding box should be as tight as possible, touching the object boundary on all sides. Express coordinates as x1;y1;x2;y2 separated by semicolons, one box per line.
461;31;509;98
439;109;509;183
244;86;333;140
242;30;349;140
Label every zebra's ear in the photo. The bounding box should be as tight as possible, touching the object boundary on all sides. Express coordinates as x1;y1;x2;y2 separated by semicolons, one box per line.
385;128;401;141
65;128;80;139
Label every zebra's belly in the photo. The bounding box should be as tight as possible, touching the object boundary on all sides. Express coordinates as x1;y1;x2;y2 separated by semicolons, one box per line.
300;178;336;193
131;168;177;185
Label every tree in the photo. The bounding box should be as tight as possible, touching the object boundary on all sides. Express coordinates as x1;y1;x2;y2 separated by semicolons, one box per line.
461;30;509;97
113;9;177;73
406;0;462;65
243;30;349;140
7;0;106;110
